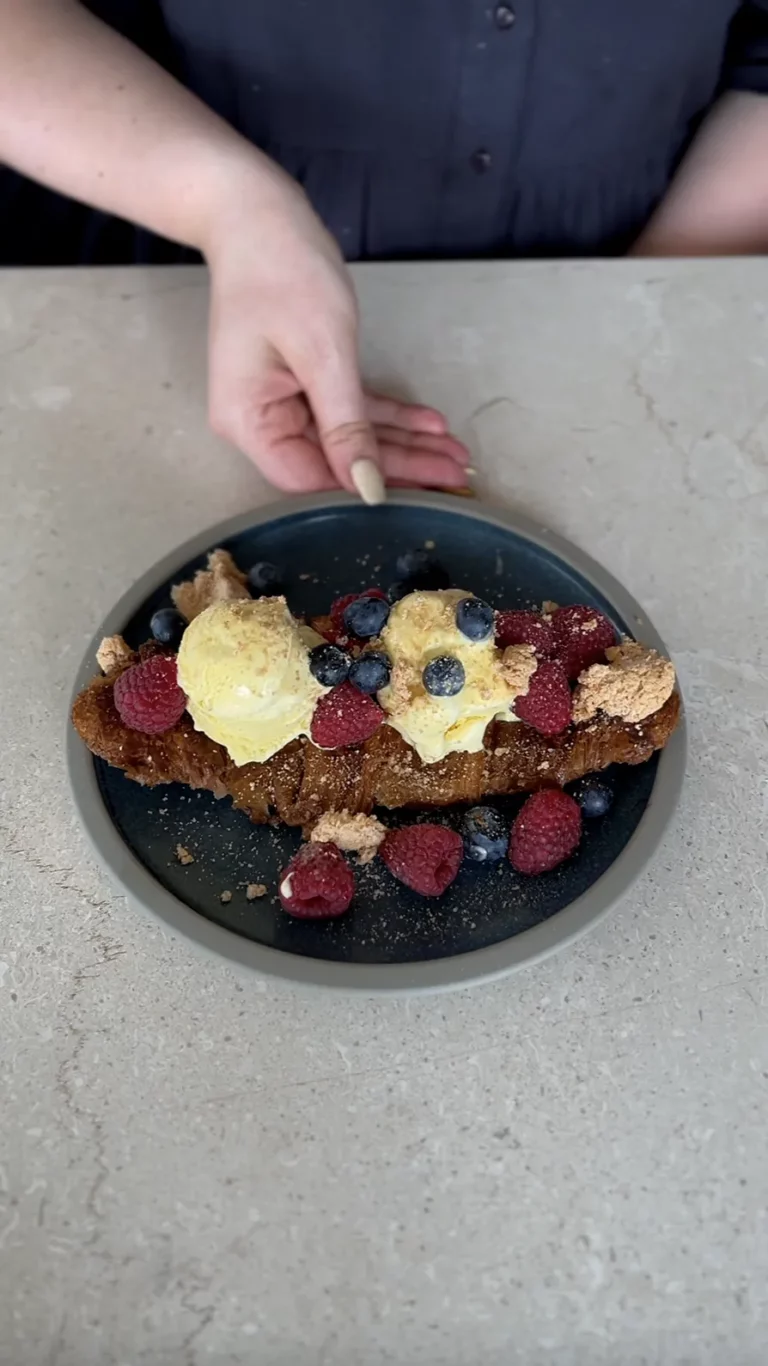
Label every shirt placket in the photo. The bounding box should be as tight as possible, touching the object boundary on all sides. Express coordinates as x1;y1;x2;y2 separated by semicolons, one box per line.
437;0;535;253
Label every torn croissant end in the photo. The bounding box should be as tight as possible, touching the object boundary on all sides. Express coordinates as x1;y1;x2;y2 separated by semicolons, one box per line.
171;549;250;622
96;634;133;674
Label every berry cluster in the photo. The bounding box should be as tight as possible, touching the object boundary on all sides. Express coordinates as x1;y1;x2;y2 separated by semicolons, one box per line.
276;773;616;922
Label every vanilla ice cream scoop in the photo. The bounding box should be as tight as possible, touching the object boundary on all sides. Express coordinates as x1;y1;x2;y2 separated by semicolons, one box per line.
379;589;535;765
177;597;326;765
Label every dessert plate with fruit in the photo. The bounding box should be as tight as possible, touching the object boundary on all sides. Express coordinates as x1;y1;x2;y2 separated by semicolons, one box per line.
67;492;685;993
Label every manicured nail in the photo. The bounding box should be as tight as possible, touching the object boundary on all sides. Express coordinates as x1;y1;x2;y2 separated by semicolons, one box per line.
351;458;386;506
465;466;478;476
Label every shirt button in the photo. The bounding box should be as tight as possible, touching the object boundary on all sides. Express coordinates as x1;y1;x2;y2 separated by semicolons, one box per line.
494;5;516;29
471;149;492;173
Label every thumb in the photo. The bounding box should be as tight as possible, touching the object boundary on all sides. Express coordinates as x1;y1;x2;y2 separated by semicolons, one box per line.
297;342;386;505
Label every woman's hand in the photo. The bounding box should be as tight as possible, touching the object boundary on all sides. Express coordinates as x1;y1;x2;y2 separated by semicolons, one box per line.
205;171;470;498
0;6;468;498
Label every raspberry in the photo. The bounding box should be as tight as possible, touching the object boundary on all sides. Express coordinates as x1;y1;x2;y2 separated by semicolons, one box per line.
310;681;384;748
279;843;354;918
113;654;187;734
381;824;463;897
551;605;616;680
495;609;555;658
513;659;572;736
328;588;387;644
508;790;582;875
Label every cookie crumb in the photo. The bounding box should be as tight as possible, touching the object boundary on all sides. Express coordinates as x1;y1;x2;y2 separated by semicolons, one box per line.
573;642;676;724
310;809;386;864
175;844;195;865
500;644;537;698
246;883;267;900
220;889;232;903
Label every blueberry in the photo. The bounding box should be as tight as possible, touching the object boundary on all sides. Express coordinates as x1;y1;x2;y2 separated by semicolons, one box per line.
387;581;410;604
150;608;186;649
572;777;613;818
349;651;391;694
412;564;451;591
396;548;432;577
343;594;391;639
461;806;508;864
309;643;350;688
394;549;450;591
423;655;465;697
247;561;283;595
456;597;494;642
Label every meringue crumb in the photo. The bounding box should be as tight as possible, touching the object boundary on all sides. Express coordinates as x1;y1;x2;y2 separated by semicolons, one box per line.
573;642;676;724
96;634;133;674
500;644;537;698
542;601;559;616
172;548;250;622
246;883;267;900
175;844;195;865
220;890;232;903
310;809;386;864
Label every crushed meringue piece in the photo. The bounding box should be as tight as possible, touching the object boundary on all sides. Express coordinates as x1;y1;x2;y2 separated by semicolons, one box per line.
500;644;537;699
246;883;267;900
175;844;195;865
220;889;232;904
572;642;676;724
96;634;133;674
171;549;250;622
309;809;386;864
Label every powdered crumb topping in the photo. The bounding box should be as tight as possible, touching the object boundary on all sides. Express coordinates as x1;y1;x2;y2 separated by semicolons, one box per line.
310;809;386;864
172;549;250;622
500;644;537;699
573;642;676;724
96;634;133;674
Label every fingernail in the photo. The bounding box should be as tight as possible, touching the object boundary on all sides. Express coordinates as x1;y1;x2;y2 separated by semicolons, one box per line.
351;458;386;506
465;466;478;476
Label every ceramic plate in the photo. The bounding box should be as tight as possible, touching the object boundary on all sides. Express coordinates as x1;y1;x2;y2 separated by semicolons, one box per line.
67;493;685;993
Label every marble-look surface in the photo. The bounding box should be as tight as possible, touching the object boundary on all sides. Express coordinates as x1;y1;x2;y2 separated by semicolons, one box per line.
1;262;766;1366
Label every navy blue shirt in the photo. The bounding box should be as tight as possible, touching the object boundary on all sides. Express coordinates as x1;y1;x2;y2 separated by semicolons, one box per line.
2;0;768;263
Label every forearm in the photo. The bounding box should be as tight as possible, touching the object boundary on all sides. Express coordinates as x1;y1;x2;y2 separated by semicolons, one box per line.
634;91;768;256
0;0;290;252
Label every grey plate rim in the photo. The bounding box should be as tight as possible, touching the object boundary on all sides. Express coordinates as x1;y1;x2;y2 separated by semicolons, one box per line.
66;491;687;996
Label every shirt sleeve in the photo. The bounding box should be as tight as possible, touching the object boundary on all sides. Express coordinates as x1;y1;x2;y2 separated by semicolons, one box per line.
726;3;768;92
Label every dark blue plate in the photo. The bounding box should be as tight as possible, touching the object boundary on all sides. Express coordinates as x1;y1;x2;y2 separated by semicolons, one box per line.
67;494;685;993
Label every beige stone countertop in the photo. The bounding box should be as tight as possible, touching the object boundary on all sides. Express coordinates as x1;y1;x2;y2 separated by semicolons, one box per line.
1;262;767;1366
